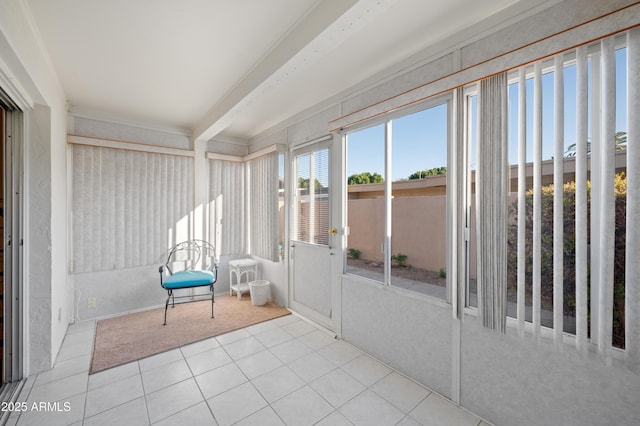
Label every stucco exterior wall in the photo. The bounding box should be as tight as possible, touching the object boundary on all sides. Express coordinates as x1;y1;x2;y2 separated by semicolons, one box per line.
347;195;447;272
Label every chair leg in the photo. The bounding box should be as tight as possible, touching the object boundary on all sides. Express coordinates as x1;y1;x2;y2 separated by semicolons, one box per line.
163;290;173;325
211;286;219;318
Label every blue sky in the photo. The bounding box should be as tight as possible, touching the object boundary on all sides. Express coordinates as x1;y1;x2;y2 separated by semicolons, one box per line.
347;103;448;181
507;47;627;165
347;47;628;180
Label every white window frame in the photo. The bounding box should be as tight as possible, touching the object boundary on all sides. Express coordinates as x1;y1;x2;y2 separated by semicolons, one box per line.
342;94;454;303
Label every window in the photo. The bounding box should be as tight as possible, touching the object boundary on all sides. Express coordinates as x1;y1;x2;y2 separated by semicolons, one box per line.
466;37;630;350
345;124;385;283
293;147;330;245
466;94;478;308
71;144;193;272
346;101;449;299
278;153;285;259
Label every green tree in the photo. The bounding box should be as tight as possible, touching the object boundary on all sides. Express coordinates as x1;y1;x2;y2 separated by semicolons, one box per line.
506;172;627;348
298;177;324;189
564;131;627;157
347;172;384;185
408;166;447;180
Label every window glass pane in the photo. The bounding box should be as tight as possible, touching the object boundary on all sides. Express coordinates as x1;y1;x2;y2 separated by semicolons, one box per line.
613;46;627;349
278;153;285;259
468;94;478;308
504;68;563;329
390;104;448;299
346;124;385;282
562;61;579;336
295;148;330;245
487;45;629;348
313;149;330;245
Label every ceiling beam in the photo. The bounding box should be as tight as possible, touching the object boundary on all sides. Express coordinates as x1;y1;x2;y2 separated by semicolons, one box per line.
192;0;399;142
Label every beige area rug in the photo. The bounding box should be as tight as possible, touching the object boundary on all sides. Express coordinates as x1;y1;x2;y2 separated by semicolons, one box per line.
90;295;290;374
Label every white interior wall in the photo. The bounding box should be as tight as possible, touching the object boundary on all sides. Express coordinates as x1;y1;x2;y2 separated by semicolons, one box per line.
0;0;69;374
69;116;191;149
26;105;53;373
257;258;287;307
342;278;453;397
208;137;249;157
248;129;286;153
461;317;640;426
50;102;70;366
72;266;160;321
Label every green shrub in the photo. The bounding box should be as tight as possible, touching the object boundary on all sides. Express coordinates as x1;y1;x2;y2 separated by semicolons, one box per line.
439;268;446;278
348;248;362;259
506;172;626;348
391;253;408;267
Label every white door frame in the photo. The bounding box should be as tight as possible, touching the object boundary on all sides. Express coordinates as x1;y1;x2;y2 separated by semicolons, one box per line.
288;135;341;332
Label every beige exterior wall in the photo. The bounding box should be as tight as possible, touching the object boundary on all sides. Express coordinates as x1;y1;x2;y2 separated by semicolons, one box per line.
347;194;447;272
346;152;628;276
347;197;383;262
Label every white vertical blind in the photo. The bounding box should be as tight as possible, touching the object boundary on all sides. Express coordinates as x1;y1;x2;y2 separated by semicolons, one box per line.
590;51;602;347
71;144;193;273
626;27;640;373
517;67;527;337
209;159;245;256
249;153;280;261
477;72;508;332
553;53;565;348
597;36;616;365
467;32;636;366
575;45;589;356
532;61;543;341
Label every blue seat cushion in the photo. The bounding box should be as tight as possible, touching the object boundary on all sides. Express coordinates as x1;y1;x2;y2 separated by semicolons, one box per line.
163;270;215;289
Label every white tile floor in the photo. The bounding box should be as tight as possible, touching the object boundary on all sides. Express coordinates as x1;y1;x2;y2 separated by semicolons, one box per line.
7;314;491;426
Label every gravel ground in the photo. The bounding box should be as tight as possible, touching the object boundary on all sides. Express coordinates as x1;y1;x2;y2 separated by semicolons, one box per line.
346;257;447;287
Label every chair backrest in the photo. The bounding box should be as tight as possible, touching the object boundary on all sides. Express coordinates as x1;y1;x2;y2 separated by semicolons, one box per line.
164;240;218;274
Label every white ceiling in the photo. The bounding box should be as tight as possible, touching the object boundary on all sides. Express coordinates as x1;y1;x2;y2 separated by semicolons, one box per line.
25;0;552;142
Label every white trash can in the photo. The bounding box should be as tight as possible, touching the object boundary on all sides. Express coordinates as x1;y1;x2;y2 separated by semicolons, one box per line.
249;280;270;306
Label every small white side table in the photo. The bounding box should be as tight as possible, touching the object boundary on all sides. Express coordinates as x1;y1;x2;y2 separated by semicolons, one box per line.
229;258;258;300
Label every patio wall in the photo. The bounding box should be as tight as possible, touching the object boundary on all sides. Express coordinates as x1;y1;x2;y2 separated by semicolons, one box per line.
347;195;447;272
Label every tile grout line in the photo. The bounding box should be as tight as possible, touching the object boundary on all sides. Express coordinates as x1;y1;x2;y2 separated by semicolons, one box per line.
138;359;151;426
77;320;95;425
182;344;220;425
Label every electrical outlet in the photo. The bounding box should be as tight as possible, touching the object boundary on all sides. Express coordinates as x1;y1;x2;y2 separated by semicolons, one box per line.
88;297;96;308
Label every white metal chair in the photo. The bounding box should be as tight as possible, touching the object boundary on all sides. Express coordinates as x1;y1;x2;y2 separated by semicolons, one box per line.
159;240;218;325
